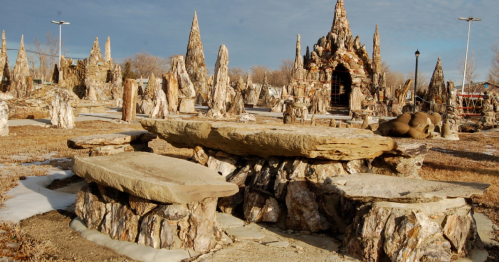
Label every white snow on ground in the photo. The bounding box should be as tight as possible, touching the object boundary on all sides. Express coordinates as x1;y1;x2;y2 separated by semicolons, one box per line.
0;170;78;223
21;157;71;167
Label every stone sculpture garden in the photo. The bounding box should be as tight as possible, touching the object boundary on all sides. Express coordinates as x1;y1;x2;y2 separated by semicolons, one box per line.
0;0;498;262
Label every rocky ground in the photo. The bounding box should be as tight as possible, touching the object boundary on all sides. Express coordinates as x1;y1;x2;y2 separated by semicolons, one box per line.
0;118;498;261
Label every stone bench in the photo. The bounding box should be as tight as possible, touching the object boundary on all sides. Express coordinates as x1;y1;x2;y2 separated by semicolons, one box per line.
68;130;156;156
73;152;239;253
325;174;489;261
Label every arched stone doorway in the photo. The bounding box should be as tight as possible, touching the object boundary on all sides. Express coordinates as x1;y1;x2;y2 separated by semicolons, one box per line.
330;64;351;107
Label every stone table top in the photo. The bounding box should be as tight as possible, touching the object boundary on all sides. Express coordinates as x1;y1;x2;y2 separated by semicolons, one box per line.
325;173;490;203
141;119;396;161
68;130;157;149
72;152;239;204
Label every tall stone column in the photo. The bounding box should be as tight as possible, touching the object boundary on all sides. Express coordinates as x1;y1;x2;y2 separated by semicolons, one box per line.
122;79;137;121
207;45;229;118
0;100;8;136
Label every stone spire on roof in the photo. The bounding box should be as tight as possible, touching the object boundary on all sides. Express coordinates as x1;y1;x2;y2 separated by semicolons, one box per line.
104;36;111;64
331;0;352;38
294;34;303;70
89;37;103;65
185;11;208;101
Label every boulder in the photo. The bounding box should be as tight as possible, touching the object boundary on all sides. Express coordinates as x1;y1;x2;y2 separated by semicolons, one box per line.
141;118;396;161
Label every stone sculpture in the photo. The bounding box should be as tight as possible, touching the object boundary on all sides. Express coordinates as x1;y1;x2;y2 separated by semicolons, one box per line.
185;11;208;103
424;57;447;114
0;92;12;136
375;112;442;139
227;77;246;115
0;30;10;92
50;88;75;129
122;79;137;122
10;35;30;98
207;45;229;118
476;91;497;129
171;56;196;113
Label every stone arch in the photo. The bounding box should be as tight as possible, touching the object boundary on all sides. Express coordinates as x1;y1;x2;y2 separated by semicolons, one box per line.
330;64;352;106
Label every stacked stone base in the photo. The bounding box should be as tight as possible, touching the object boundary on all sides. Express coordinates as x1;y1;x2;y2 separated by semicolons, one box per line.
75;182;222;253
343;200;482;261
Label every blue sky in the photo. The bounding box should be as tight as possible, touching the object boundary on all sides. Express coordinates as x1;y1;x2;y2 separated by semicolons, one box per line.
1;0;497;83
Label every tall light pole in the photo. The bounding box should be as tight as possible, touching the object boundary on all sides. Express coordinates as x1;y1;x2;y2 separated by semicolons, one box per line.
51;20;70;68
458;16;481;94
414;49;420;113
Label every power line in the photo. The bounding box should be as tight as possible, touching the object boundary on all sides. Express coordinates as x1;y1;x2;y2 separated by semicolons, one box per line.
6;48;85;60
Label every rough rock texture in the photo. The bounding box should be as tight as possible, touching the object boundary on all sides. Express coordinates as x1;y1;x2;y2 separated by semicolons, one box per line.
72;152;239;204
7;84;79;119
141;118;396;161
68;130;156;148
68;130;156;156
0;30;10;91
75;182;222;252
171;56;196;113
227;77;246;115
424;57;447;114
150;81;169;119
476;92;497;130
185;11;208;102
163;72;179;113
294;34;303;71
259;72;271;107
324;173;489;203
342;200;483;262
50;88;75;129
442;81;461;139
371;142;428;178
104;36;112;64
137;73;157;115
207;45;229;117
122;78;137;121
0;100;8;136
244;71;257;105
10;35;30;98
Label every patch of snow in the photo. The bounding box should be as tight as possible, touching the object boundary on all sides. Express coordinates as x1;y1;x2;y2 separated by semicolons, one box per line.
484;149;497;156
0;170;78;223
21;157;71;167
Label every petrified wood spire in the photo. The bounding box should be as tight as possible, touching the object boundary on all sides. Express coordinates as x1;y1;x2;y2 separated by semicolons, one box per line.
372;24;382;76
104;36;111;64
331;0;352;38
11;35;30;98
172;55;196;112
208;45;229;117
425;57;446;113
294;34;303;70
89;37;103;65
185;11;208;101
0;30;9;91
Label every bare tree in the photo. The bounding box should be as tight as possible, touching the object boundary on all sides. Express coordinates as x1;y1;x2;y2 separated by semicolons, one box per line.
382;61;405;88
406;71;430;97
121;51;169;79
458;51;479;93
228;67;245;85
251;65;271;84
489;43;499;85
31;31;60;81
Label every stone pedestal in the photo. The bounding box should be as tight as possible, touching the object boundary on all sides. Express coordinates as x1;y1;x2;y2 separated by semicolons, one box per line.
75;182;222;252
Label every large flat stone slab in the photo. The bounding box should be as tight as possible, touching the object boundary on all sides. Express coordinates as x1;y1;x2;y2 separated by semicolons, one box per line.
72;152;238;204
325;173;490;203
68;130;157;149
141;119;396;160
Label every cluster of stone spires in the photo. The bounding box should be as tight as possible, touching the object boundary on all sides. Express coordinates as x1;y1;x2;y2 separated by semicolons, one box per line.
0;1;452;118
290;0;450;116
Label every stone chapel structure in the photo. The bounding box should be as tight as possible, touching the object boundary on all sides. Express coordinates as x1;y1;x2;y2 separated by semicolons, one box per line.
290;0;384;115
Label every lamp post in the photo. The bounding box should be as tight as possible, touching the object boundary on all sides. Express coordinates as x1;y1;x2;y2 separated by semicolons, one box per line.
458;16;481;94
51;20;70;68
414;49;420;113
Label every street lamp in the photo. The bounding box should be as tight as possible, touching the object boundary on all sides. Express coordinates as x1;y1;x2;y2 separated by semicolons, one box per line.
458;16;481;94
51;20;70;68
414;49;420;113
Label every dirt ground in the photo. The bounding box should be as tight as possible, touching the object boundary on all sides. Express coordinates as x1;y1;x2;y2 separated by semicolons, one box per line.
0;118;498;261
